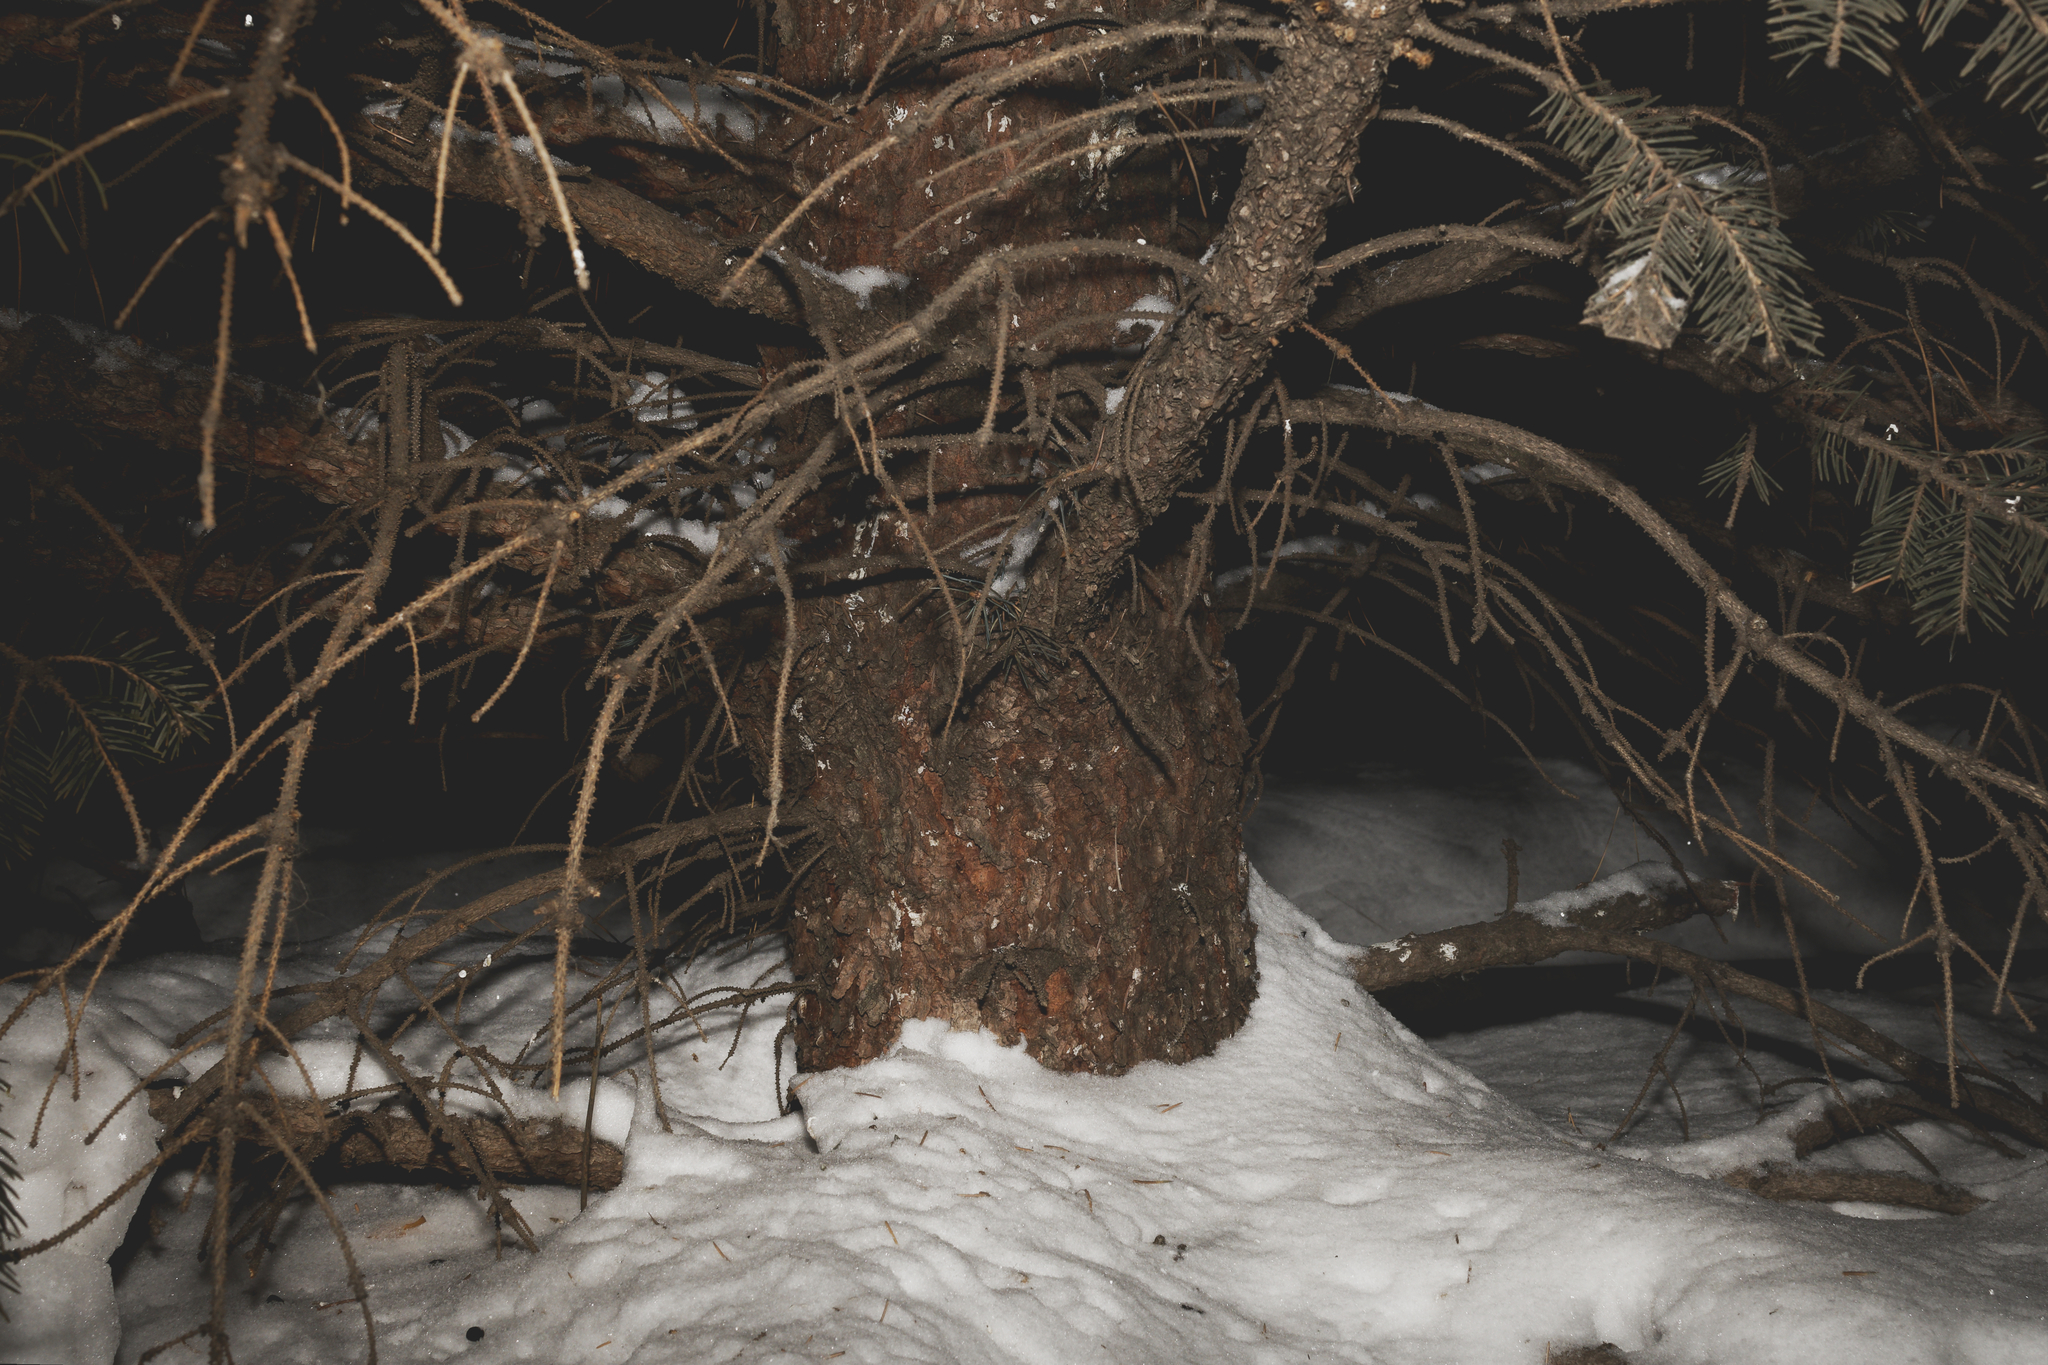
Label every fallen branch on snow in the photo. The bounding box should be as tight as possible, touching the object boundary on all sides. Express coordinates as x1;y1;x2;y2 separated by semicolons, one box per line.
1350;860;1740;988
1720;1163;1983;1216
146;1089;625;1192
1348;861;2048;1207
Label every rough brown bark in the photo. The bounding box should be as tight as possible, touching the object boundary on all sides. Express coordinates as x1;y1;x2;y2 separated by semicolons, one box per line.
1350;872;1740;989
147;1090;625;1191
1045;12;1422;637
1719;1164;1984;1215
713;0;1290;1075
757;578;1256;1075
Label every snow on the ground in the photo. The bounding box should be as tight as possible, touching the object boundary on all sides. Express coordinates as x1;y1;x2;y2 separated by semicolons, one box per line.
0;984;169;1365
3;872;2041;1364
4;759;2045;1365
1243;757;1921;959
1426;969;2048;1208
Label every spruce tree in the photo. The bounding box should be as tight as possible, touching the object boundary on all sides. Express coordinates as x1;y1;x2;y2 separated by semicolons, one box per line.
0;3;2045;1356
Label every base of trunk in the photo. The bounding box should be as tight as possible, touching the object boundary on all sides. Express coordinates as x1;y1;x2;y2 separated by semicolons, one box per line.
773;589;1256;1075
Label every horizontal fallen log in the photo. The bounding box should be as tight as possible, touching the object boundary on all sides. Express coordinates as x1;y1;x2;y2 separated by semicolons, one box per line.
1712;1088;1995;1215
1720;1163;1984;1216
1351;860;1740;990
147;1089;624;1192
1349;883;2048;1155
1787;1089;2018;1163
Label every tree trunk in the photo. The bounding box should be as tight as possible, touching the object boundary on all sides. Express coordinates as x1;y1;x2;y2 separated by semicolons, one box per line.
762;578;1256;1076
738;0;1259;1075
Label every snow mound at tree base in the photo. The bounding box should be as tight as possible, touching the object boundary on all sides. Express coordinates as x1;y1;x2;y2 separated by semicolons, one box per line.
0;981;169;1365
105;874;2046;1364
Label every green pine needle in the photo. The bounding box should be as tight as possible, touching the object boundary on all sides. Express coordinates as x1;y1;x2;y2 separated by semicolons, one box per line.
1703;433;1784;511
1540;86;1824;363
1824;424;2048;639
1770;0;1908;75
0;633;214;869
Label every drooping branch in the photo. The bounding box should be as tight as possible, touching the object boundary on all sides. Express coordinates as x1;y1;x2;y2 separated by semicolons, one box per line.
1721;1163;1985;1215
0;311;373;505
0;310;746;513
135;805;814;1143
1312;224;1577;334
1313;389;2048;815
145;1090;627;1192
349;106;804;323
0;311;766;629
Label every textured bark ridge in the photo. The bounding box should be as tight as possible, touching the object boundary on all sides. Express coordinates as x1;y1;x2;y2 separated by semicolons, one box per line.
726;0;1261;1075
732;0;1423;1076
770;585;1256;1076
147;1091;626;1192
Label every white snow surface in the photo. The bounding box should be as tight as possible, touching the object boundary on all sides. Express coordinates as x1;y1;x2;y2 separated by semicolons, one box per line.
0;988;166;1365
2;776;2043;1363
1214;535;1365;592
1244;757;1916;959
798;261;912;309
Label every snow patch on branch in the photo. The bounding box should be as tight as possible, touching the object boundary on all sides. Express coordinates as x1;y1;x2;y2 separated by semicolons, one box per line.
624;370;698;428
633;513;721;556
1515;859;1695;928
990;501;1059;599
1327;382;1439;410
496;28;762;140
585;74;762;141
798;260;912;309
1214;535;1366;591
1115;293;1177;341
358;97;580;170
